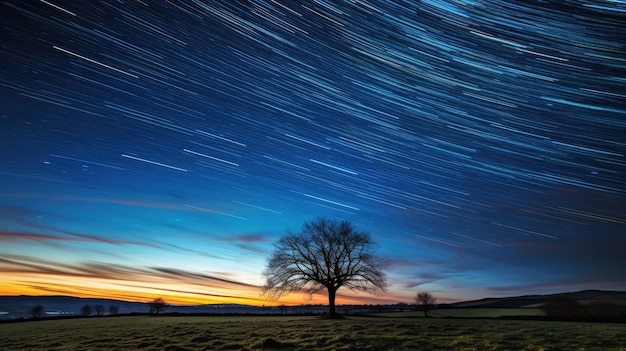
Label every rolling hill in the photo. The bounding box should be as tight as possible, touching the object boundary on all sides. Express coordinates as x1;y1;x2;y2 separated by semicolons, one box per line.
451;290;626;308
2;290;625;320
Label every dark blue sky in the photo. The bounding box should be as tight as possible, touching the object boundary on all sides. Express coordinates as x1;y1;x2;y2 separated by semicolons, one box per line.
1;0;625;305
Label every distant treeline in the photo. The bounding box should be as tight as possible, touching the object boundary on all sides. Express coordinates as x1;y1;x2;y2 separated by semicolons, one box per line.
540;297;626;322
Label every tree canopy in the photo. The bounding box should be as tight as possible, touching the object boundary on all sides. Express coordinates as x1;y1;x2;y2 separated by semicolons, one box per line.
415;291;437;317
262;217;388;317
149;298;168;315
30;304;45;319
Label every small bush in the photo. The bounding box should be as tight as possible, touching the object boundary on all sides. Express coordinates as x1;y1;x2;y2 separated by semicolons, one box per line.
541;297;581;317
584;302;626;320
30;304;45;319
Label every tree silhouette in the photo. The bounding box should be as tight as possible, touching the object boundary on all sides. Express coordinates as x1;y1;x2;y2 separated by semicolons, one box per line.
108;305;119;316
94;304;105;316
415;291;437;317
149;298;168;315
80;304;93;316
30;304;45;319
262;217;388;317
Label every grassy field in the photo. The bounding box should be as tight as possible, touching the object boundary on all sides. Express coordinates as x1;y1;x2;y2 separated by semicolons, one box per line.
0;315;624;351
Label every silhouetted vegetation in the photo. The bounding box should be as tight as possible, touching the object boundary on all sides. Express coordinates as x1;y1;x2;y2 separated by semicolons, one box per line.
80;304;93;316
414;291;437;317
148;298;168;315
541;296;626;322
108;305;119;316
29;304;45;319
94;304;105;316
541;296;582;317
262;217;388;318
586;302;626;320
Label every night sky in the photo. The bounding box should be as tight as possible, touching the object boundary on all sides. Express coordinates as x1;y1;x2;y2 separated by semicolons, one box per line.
1;0;625;306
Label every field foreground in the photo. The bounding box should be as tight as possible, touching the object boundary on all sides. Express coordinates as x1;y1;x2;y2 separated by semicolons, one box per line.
0;315;624;351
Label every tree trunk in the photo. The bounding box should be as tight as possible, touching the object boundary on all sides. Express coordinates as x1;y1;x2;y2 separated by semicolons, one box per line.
328;287;337;317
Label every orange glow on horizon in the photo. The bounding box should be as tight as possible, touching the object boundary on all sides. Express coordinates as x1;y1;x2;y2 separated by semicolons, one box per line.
1;275;409;307
1;254;414;307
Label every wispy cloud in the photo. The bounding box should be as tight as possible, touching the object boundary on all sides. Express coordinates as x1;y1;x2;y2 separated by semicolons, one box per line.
0;230;152;247
1;231;76;242
18;282;153;302
1;255;254;286
0;254;407;305
214;233;270;243
0;254;262;304
211;233;272;254
116;283;267;302
150;267;258;288
235;243;270;254
0;193;240;216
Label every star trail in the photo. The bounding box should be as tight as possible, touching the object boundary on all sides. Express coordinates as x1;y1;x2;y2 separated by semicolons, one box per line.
1;0;625;305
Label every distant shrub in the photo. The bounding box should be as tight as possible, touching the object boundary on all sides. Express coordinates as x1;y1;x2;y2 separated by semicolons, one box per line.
149;298;168;315
541;297;581;317
30;304;45;319
80;304;93;316
542;297;626;321
584;302;626;320
94;304;105;316
108;305;119;315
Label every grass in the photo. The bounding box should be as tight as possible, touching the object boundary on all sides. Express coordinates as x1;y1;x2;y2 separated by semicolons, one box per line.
0;315;625;350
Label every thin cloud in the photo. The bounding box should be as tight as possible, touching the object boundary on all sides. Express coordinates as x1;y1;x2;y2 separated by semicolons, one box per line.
0;230;153;247
0;255;141;281
214;233;270;243
0;193;235;215
0;205;41;219
2;255;268;305
21;282;166;302
209;233;272;254
153;240;224;259
399;272;455;290
150;267;258;288
1;231;77;242
1;255;257;291
236;243;269;254
117;283;266;302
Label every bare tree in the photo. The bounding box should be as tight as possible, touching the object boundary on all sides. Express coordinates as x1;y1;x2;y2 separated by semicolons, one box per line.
149;298;168;315
415;291;437;317
94;304;105;316
80;304;93;316
108;305;119;316
30;304;45;319
262;217;388;317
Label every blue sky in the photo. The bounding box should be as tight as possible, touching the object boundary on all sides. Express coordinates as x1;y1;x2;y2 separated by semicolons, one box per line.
1;0;625;305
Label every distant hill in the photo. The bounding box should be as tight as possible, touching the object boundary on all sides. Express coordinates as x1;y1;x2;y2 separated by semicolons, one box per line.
451;290;626;308
0;296;146;319
0;296;266;319
2;290;625;320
